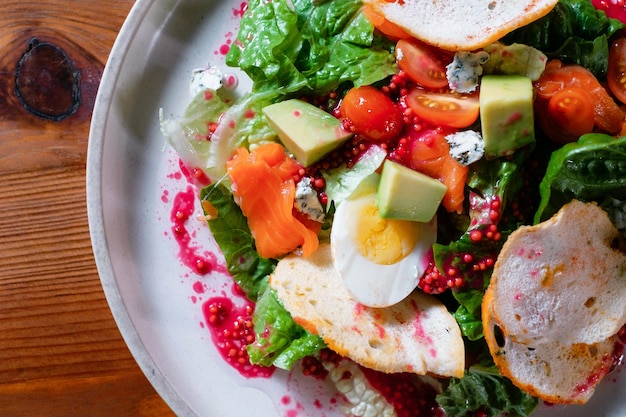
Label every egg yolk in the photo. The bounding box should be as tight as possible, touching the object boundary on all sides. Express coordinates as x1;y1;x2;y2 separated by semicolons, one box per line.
348;196;420;265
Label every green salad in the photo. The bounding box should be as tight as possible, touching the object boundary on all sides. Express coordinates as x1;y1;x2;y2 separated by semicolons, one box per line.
161;0;626;415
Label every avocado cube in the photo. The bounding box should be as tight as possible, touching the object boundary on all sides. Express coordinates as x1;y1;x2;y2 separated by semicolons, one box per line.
263;99;353;167
479;75;535;159
377;160;447;222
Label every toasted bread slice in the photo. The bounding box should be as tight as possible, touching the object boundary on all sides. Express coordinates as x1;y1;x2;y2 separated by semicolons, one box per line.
483;294;617;405
483;200;626;404
363;0;558;51
270;243;465;378
488;200;626;346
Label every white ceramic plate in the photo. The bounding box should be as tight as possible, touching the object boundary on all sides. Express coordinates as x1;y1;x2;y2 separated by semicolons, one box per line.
86;0;625;416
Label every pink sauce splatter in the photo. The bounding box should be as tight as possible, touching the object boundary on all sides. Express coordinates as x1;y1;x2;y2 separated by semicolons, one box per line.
192;280;206;294
233;1;248;17
170;185;219;275
219;43;231;55
202;295;275;378
409;299;433;345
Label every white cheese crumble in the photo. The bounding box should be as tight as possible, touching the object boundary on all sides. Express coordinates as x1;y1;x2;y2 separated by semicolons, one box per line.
445;130;485;166
446;51;489;93
189;65;224;96
295;177;325;223
323;359;396;417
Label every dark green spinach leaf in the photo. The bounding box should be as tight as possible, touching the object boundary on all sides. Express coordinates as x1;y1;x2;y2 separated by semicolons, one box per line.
534;133;626;223
503;0;625;78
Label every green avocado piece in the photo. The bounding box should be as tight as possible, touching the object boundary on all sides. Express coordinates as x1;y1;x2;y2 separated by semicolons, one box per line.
479;75;535;159
376;159;447;222
263;99;353;167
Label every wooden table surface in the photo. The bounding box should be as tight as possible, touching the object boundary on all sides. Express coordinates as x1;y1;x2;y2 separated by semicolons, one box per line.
0;1;177;415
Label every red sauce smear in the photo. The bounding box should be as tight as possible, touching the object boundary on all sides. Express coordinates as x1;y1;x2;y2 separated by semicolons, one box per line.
202;293;275;378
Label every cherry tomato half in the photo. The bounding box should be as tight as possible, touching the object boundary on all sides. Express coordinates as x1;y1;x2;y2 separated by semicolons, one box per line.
545;87;595;144
340;85;403;141
395;39;449;89
405;89;479;128
535;60;625;134
608;37;626;105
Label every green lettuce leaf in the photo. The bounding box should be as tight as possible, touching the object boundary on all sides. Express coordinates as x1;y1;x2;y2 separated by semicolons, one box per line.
204;91;279;182
160;89;230;171
534;133;626;223
200;183;276;301
248;285;326;370
503;0;625;78
453;289;485;341
200;183;324;369
226;0;396;95
437;361;539;417
324;144;387;206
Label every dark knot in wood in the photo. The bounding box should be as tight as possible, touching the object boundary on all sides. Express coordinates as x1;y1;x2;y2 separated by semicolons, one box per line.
15;38;81;121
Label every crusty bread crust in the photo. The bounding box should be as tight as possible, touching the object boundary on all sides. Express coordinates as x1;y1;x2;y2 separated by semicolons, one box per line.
483;200;626;404
270;243;465;378
483;294;617;404
490;200;626;346
364;0;559;51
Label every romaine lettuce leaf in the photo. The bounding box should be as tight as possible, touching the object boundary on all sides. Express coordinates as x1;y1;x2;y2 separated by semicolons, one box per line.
324;144;387;206
200;183;276;301
503;0;625;78
226;0;397;95
200;183;324;369
160;89;229;172
534;133;626;223
205;91;279;182
248;285;326;370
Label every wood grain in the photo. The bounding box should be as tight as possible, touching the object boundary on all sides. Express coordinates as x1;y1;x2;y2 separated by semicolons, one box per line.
0;1;176;416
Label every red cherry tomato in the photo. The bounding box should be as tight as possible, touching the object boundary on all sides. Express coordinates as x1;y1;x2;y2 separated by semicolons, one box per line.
339;86;403;141
608;37;626;105
544;87;595;144
395;39;449;89
405;89;479;128
592;0;626;23
535;60;625;134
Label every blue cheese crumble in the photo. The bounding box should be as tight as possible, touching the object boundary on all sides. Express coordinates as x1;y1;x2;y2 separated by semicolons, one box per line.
445;130;484;166
446;51;489;93
295;177;325;222
189;65;223;96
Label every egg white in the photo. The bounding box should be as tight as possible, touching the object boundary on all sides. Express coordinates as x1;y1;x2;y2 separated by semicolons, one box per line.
330;174;437;307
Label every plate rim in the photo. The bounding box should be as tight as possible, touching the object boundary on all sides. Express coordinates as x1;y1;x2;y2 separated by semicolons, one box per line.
86;0;197;415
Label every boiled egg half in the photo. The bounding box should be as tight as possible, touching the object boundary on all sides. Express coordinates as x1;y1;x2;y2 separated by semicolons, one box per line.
330;173;437;307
